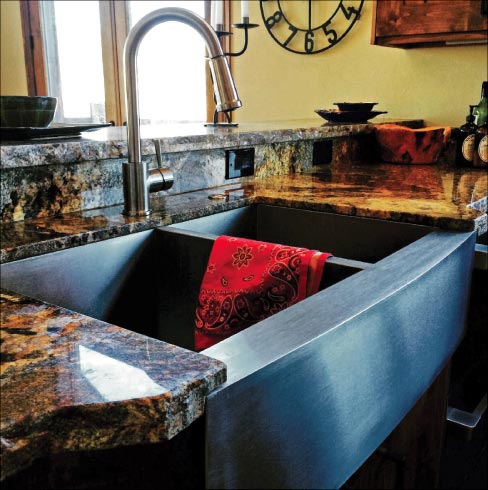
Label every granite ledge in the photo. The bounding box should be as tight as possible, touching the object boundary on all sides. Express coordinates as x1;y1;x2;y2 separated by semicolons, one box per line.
0;118;423;169
0;290;226;481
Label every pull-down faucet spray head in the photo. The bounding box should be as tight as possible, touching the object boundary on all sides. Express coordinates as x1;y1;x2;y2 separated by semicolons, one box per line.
123;7;242;217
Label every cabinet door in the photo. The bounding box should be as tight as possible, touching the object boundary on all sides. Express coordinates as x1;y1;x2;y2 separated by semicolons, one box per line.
372;0;488;48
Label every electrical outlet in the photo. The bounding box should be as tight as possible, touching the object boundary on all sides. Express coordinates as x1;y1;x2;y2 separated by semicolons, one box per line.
225;148;255;179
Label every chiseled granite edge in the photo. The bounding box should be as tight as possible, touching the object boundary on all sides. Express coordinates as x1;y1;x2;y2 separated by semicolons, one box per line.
0;290;226;481
0;118;423;169
474;213;487;236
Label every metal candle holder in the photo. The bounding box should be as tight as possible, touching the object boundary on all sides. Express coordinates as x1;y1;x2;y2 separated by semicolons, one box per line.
205;19;259;127
216;18;259;57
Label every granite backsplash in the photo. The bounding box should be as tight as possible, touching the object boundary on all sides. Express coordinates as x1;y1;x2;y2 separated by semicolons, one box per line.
0;119;427;222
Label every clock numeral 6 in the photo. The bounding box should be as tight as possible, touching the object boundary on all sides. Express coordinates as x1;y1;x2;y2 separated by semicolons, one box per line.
305;30;314;53
266;10;283;28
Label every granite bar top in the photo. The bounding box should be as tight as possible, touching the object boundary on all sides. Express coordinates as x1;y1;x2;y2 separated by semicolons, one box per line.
0;117;421;168
1;161;487;482
0;290;226;481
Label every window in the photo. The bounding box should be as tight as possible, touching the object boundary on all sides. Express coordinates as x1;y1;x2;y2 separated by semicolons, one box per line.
40;1;106;123
22;0;229;125
128;1;206;124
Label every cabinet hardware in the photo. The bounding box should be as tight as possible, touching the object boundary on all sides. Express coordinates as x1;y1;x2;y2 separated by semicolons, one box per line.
447;394;487;441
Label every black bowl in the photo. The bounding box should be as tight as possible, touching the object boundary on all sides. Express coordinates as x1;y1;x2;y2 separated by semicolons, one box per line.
333;102;378;112
0;96;57;127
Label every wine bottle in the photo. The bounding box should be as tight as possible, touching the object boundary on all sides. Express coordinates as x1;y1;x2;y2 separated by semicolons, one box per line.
472;119;488;168
473;81;488;126
455;105;477;166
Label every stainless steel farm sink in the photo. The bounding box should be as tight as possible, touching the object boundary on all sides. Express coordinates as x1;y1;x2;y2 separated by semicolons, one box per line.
0;204;476;489
0;205;431;350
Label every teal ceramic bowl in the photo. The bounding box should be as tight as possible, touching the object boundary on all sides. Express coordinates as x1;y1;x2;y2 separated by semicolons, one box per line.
0;96;57;127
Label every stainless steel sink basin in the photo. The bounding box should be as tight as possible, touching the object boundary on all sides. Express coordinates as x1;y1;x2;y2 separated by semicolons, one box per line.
0;205;430;350
168;204;433;263
0;204;476;489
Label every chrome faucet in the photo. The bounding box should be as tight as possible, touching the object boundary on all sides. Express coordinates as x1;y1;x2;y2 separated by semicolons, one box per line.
123;7;242;216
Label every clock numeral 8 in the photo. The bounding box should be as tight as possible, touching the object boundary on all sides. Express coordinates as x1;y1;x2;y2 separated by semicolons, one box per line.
266;11;283;28
305;30;314;53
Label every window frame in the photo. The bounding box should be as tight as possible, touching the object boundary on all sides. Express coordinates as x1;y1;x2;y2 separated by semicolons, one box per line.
20;0;232;126
19;0;48;96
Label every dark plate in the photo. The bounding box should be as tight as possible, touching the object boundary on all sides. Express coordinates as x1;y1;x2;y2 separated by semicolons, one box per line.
314;109;387;123
0;123;112;141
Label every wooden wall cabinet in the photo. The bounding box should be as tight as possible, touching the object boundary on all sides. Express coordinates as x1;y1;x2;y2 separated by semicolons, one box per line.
372;0;488;48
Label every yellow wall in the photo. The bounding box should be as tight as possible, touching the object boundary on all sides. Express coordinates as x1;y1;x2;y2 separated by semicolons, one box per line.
232;1;488;126
0;0;28;96
1;1;486;126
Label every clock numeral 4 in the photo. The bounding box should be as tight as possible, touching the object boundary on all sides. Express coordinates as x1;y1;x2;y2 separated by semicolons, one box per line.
339;2;361;20
265;10;283;28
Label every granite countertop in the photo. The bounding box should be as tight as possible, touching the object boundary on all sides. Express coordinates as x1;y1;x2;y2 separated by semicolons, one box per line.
1;161;486;265
0;291;226;481
1;132;487;481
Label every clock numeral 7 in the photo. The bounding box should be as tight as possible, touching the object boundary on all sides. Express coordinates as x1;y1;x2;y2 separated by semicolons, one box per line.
322;22;338;45
339;2;360;20
265;11;283;28
284;26;298;47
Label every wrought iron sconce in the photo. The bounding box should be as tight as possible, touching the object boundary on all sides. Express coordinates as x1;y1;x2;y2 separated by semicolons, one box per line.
215;17;259;57
205;17;259;127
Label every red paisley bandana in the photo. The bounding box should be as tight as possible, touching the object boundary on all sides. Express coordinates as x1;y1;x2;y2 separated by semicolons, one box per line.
195;236;332;351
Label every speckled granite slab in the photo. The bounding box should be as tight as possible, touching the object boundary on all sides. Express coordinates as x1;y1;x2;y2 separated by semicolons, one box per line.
1;163;486;264
0;290;226;481
0;118;423;222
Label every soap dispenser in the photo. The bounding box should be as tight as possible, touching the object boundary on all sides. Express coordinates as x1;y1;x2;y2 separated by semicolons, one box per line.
472;118;488;168
455;105;477;167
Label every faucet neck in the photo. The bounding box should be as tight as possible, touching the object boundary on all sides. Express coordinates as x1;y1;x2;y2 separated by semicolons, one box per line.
124;7;240;165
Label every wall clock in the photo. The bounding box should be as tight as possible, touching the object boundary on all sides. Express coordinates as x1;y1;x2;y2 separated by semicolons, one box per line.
259;0;364;54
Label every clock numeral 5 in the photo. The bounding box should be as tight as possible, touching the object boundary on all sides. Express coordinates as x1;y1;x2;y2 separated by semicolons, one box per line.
265;10;283;28
305;30;314;53
322;22;338;45
339;2;360;20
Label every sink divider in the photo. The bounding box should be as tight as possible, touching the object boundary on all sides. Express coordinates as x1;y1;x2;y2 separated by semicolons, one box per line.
157;226;372;291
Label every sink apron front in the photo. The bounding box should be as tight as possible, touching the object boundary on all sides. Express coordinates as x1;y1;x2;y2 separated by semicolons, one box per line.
202;229;475;489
